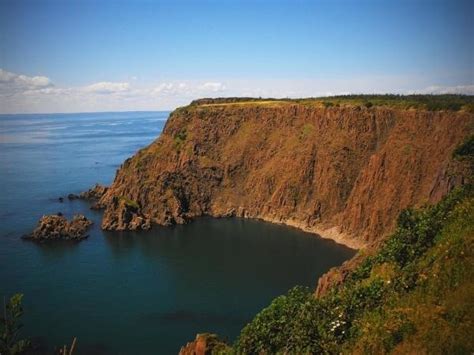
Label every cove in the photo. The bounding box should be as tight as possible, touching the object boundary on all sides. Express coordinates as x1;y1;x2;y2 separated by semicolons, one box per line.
0;112;355;354
3;211;355;354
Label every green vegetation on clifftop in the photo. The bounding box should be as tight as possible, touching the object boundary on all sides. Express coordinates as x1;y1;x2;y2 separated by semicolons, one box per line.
189;94;474;112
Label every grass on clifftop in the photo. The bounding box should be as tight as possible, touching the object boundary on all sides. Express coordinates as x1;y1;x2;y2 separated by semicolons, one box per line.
187;94;474;112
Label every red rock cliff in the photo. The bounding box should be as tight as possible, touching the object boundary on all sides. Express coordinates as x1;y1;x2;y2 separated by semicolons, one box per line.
99;100;473;248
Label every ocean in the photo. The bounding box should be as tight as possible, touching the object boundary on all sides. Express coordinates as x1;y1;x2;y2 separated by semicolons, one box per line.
0;111;355;354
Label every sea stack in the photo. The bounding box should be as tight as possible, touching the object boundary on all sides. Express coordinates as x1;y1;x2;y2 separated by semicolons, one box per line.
23;214;93;241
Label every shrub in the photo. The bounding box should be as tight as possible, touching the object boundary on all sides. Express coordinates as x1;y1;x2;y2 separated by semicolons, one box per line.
453;135;474;160
0;294;31;355
234;183;473;353
173;130;187;150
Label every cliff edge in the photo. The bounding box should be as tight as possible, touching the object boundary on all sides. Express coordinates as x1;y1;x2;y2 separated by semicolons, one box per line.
98;97;473;249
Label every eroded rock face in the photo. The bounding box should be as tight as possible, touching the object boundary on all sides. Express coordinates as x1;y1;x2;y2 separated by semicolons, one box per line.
99;101;473;246
101;196;151;231
23;214;93;241
314;251;372;298
179;333;229;355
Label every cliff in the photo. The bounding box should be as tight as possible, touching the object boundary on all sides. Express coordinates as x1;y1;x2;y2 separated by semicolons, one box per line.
99;97;473;248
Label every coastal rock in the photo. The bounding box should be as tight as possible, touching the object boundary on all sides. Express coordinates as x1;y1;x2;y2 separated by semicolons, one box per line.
101;196;151;231
314;251;374;297
179;333;229;355
79;183;109;201
23;214;93;241
66;184;109;209
98;100;473;247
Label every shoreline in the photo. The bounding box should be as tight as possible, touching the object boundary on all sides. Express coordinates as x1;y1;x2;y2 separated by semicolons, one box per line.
242;215;365;250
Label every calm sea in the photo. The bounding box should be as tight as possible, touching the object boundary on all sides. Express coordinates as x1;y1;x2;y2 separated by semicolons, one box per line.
0;111;355;354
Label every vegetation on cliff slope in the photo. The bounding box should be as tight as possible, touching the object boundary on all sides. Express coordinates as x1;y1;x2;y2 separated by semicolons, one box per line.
232;184;473;354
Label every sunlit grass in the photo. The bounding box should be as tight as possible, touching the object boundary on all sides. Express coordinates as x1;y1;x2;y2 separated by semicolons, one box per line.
188;94;474;112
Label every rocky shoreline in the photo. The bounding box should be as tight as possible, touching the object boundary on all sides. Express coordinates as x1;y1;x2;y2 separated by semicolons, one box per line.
24;185;109;242
64;183;109;209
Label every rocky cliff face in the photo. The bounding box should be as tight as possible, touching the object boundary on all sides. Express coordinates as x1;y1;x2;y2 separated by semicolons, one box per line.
99;100;473;248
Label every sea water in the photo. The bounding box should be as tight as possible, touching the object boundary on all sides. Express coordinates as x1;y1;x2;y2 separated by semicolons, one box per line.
0;112;355;354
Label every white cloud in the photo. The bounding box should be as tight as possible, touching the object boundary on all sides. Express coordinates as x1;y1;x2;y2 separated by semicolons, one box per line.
0;69;53;95
23;87;72;96
83;81;130;94
151;81;226;97
198;82;226;92
1;68;472;114
151;82;188;95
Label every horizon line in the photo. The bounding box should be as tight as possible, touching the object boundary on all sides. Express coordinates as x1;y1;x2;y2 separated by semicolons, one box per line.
1;93;472;115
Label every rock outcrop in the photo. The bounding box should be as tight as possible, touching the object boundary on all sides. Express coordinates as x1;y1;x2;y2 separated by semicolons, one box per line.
67;184;109;203
23;214;93;241
79;183;109;201
99;100;473;248
179;333;229;355
101;196;151;230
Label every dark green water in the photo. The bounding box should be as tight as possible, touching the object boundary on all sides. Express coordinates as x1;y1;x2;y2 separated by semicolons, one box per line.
0;112;355;354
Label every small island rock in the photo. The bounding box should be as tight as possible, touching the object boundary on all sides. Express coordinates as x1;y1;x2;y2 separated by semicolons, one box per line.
23;214;93;241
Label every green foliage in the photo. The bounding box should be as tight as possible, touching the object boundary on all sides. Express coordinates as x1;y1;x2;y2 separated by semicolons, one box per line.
310;94;474;111
364;101;373;108
118;196;140;209
173;129;187;150
377;186;469;267
236;287;324;354
190;94;474;112
1;294;31;355
234;184;474;354
453;135;474;160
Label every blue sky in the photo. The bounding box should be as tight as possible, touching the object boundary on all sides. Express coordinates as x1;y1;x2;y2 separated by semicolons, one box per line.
0;0;472;113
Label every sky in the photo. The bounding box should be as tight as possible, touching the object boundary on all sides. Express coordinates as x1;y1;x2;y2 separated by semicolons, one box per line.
0;0;473;113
